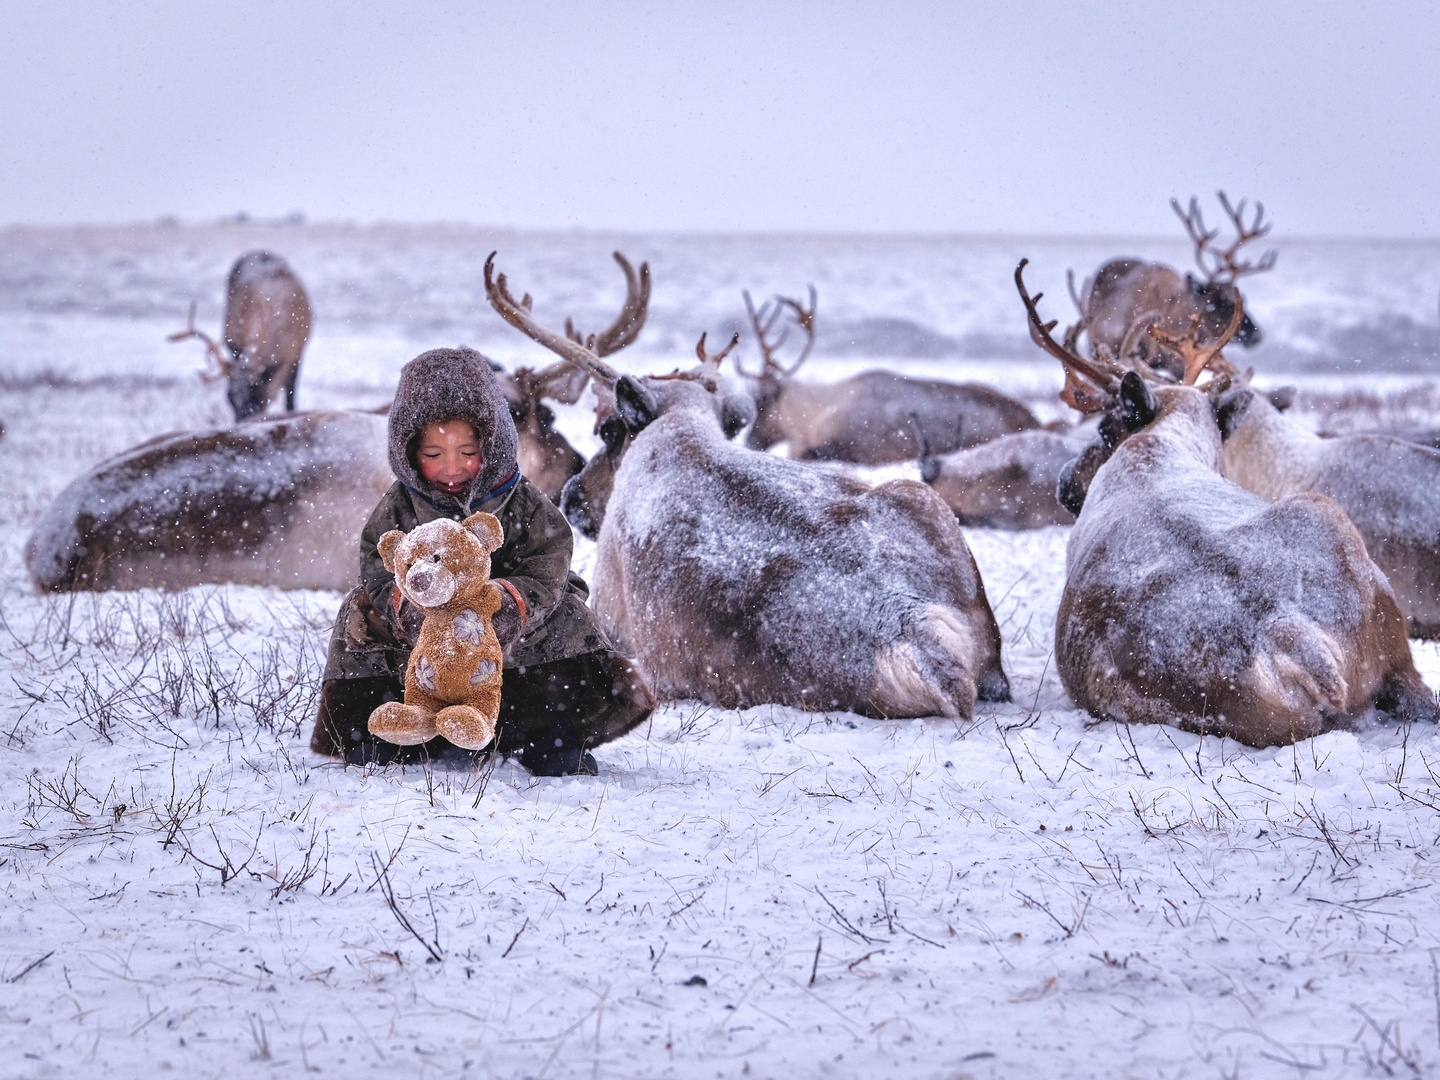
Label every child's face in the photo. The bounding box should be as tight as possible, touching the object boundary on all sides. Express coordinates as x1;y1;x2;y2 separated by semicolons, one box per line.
416;420;483;494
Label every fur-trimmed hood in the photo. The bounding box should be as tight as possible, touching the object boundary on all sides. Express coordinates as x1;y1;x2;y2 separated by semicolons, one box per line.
388;348;520;513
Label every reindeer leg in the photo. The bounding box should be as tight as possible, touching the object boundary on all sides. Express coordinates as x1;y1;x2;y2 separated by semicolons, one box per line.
1376;668;1440;725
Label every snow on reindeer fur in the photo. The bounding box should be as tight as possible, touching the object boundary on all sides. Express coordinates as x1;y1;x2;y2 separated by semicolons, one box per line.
1220;388;1440;638
24;410;392;593
589;375;1011;718
1059;384;1438;746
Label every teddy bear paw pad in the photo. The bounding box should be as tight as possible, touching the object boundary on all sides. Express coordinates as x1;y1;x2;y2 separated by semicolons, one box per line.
368;701;440;745
435;705;496;751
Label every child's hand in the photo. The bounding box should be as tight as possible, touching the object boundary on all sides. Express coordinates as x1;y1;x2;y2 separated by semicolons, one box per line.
491;587;523;649
388;591;425;648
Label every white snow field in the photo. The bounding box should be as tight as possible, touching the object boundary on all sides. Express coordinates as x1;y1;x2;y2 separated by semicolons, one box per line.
2;224;1440;1079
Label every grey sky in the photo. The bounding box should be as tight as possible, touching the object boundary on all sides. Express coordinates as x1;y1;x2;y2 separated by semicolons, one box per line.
4;1;1438;237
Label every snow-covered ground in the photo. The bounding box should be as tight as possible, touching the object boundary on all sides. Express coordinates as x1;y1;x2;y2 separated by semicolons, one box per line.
2;224;1440;1079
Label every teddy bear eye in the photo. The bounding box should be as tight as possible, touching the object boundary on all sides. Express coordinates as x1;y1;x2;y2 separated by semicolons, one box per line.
431;553;441;562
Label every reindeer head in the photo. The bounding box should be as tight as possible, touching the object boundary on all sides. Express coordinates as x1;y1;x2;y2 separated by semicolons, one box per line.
483;253;753;539
1172;192;1276;351
560;336;755;539
735;286;817;451
1015;259;1244;514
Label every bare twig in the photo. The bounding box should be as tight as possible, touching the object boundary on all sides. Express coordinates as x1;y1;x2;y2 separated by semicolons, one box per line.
501;918;530;959
370;852;443;963
7;950;55;983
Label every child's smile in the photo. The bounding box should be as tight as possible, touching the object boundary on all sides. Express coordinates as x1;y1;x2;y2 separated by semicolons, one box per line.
417;421;483;494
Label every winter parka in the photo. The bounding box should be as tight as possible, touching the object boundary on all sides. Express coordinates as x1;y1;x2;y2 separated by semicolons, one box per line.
358;477;608;670
323;346;610;682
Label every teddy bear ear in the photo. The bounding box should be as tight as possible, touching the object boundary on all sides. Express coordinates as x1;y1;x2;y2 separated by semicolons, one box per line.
376;530;405;572
461;512;504;553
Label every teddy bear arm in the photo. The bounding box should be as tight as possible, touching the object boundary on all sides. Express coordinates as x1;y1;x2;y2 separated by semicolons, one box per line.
376;529;405;574
477;582;504;619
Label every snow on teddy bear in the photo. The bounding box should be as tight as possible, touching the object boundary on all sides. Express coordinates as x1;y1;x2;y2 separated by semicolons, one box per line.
368;512;506;750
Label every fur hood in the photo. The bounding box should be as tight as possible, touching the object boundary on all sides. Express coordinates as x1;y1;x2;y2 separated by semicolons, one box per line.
388;348;520;513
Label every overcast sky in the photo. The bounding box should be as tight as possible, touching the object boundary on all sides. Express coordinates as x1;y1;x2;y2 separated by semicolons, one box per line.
4;1;1438;237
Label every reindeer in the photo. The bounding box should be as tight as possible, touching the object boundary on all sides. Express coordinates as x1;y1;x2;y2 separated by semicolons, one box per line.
1017;260;1436;746
498;251;652;502
1218;386;1440;639
737;288;1039;464
918;426;1085;530
1072;193;1274;382
170;251;313;421
487;254;1011;719
27;411;392;592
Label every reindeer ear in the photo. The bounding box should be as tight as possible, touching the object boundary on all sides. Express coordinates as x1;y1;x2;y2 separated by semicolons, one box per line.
615;376;659;432
719;391;755;438
1267;385;1296;412
377;530;405;573
1213;387;1254;440
461;512;504;553
1118;371;1156;431
1057;442;1110;516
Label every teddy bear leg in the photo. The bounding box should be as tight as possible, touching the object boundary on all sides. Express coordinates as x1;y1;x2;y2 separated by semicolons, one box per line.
434;705;497;751
369;701;440;746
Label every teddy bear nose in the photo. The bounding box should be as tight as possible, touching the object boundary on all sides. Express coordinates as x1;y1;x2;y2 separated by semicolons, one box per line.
411;567;435;591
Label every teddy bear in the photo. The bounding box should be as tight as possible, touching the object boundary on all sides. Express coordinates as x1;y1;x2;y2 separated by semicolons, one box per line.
367;512;506;751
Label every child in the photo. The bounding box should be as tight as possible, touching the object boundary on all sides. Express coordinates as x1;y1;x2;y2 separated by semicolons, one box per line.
309;347;654;775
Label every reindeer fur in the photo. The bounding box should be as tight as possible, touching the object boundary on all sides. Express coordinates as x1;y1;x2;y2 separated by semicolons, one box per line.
1220;391;1440;639
921;428;1083;530
579;377;1010;718
27;412;391;592
745;371;1039;465
1058;384;1436;746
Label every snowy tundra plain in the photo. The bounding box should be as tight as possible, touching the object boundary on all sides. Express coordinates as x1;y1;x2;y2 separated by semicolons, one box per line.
2;224;1440;1079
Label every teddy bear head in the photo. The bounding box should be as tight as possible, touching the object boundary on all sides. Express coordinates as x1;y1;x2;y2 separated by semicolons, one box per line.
377;512;504;609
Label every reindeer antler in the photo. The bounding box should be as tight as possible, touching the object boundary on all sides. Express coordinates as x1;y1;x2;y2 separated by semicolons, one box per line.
563;251;652;357
696;331;740;368
1172;192;1277;284
1146;291;1246;386
1213;192;1278;281
1014;260;1126;414
485;253;622;387
737;285;817;379
167;301;231;382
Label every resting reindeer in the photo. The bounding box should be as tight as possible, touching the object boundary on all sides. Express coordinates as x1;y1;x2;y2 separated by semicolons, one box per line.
737;288;1039;464
1017;260;1436;747
488;254;1010;719
27;412;391;592
499;251;652;502
918;426;1085;530
1072;193;1273;382
1218;385;1440;639
170;250;313;421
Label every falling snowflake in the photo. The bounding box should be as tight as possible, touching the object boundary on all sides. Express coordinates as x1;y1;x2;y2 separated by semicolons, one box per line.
414;655;437;692
470;659;497;685
453;608;485;645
